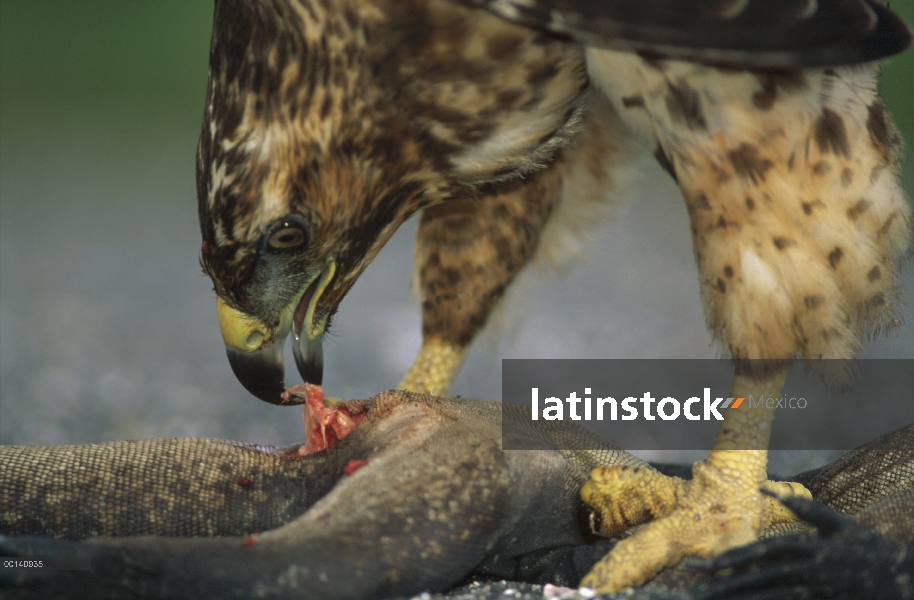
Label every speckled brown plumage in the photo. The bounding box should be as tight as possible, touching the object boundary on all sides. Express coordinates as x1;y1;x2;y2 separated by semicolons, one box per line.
413;94;624;350
195;0;912;593
197;0;586;330
398;93;627;393
586;53;911;364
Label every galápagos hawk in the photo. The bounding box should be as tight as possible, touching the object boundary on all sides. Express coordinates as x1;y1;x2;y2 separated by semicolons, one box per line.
197;0;912;592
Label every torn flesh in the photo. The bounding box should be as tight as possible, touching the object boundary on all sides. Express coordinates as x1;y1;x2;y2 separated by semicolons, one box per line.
282;383;366;455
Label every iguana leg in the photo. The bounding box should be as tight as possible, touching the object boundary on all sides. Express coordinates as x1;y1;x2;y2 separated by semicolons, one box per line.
580;369;812;592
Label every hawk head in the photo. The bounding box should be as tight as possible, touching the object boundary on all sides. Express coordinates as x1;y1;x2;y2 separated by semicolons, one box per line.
197;0;586;403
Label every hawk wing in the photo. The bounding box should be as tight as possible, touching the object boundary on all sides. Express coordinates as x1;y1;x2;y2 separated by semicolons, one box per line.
454;0;912;67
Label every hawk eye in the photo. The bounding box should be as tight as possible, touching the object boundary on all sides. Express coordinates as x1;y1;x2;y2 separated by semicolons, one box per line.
267;224;307;252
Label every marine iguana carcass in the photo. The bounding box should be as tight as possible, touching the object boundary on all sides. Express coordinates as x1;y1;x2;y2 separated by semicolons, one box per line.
2;390;912;599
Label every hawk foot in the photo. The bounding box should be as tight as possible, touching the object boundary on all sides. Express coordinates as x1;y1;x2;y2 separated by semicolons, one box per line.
397;338;466;397
580;458;811;592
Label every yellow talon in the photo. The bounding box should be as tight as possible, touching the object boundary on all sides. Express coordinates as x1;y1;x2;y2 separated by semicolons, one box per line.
580;370;813;592
398;338;467;396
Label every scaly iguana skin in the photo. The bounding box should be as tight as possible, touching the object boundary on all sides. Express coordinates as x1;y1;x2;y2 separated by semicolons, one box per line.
1;390;912;600
0;391;643;599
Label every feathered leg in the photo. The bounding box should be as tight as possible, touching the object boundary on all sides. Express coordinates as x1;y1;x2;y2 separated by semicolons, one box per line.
398;164;563;394
580;48;911;592
400;96;627;395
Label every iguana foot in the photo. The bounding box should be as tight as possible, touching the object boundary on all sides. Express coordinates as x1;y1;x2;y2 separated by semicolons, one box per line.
397;338;466;396
579;370;811;592
695;493;914;600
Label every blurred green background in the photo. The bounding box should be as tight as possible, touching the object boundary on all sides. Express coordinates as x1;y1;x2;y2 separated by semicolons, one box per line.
889;1;914;188
1;1;211;133
1;2;912;457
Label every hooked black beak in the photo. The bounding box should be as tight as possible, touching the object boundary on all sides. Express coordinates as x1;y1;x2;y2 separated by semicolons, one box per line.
216;261;335;405
225;343;287;404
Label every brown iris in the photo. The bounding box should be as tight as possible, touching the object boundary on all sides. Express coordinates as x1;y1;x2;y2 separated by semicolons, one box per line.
267;225;306;251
